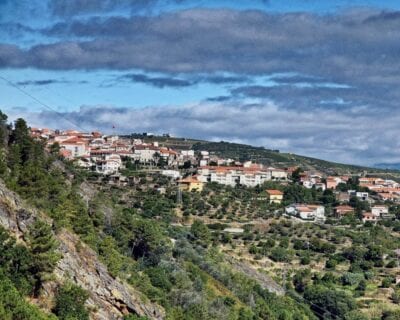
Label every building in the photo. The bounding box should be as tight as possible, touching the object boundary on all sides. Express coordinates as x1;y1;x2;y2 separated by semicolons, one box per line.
266;189;284;204
133;145;159;163
348;190;369;201
197;164;288;187
362;212;378;223
326;176;349;189
371;205;389;218
334;205;354;218
97;154;122;175
178;176;204;192
59;137;89;158
285;204;325;221
161;170;181;179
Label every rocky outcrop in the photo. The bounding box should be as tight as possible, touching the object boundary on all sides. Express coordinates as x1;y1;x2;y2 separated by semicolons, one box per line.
0;181;165;320
227;257;285;296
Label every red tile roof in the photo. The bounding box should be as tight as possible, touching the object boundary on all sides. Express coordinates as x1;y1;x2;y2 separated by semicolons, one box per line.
266;189;283;196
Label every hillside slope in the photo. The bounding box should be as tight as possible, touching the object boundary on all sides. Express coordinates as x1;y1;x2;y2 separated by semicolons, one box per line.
0;180;164;320
134;135;399;175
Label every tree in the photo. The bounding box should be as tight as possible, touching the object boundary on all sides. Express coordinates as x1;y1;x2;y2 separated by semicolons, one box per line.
53;282;89;320
9;118;33;165
304;285;356;319
0;272;56;320
190;220;211;245
128;219;169;265
98;236;124;277
27;219;61;294
0;110;8;175
291;168;303;183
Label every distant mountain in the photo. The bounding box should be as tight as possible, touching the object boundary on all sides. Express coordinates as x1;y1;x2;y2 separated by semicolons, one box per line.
374;162;400;170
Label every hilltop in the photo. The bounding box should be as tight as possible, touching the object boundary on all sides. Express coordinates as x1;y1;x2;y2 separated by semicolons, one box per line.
129;134;400;177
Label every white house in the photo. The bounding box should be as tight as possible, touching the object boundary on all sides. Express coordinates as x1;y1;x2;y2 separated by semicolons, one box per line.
59;137;89;158
97;154;122;175
348;190;369;201
161;170;181;179
371;205;389;217
133;145;159;163
285;204;325;221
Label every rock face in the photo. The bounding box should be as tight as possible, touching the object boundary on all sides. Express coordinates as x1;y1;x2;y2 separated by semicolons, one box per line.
0;181;165;320
227;258;285;296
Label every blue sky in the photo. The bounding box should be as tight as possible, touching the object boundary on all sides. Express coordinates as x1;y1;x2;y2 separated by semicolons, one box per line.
1;0;400;166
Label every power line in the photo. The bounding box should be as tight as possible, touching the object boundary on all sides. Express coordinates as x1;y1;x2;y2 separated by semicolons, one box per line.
0;75;89;132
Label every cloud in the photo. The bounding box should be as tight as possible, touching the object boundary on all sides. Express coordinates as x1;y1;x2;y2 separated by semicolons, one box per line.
48;0;157;17
7;101;400;166
2;8;400;109
120;73;192;88
119;73;250;88
47;0;207;17
15;79;88;86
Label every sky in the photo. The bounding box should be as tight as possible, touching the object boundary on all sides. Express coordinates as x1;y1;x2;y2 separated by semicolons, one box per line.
1;0;400;166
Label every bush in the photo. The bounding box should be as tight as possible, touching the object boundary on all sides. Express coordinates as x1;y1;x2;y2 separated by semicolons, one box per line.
381;276;395;288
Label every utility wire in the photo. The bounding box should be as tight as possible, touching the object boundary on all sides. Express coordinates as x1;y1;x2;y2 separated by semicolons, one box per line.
0;75;89;132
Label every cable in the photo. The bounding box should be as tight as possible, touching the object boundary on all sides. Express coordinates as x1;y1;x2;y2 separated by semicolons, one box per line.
0;75;89;132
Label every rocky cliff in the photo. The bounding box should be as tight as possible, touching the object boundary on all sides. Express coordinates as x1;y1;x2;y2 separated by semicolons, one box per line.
0;181;165;320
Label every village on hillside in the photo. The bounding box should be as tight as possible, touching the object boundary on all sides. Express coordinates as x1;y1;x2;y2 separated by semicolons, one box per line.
31;127;400;225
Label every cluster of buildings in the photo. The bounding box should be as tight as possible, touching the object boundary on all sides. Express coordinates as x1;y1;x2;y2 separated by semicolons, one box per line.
31;128;290;187
334;204;390;223
299;171;350;191
358;177;400;201
31;128;193;175
196;161;289;187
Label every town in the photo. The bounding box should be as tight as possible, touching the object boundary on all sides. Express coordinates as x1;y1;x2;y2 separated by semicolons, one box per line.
31;127;400;225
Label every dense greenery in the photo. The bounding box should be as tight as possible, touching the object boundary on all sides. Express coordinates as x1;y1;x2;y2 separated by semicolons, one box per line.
53;282;89;320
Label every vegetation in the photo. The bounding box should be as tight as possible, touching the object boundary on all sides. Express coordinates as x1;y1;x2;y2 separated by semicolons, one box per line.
0;111;400;318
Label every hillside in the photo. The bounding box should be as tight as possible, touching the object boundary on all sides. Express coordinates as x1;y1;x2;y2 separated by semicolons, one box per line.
132;134;399;176
3;113;400;319
0;114;319;319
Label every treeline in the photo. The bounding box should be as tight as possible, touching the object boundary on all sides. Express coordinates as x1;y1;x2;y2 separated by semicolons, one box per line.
0;113;90;319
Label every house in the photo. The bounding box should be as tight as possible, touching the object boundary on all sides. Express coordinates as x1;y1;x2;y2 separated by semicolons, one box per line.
178;176;204;192
371;205;389;218
348;190;369;201
97;154;122;175
377;192;400;202
59;148;72;160
334;205;354;218
133;145;159;163
266;189;284;204
326;177;342;189
359;177;385;188
336;191;350;203
197;164;288;187
362;212;378;223
285;204;325;221
59;137;89;158
161;170;181;179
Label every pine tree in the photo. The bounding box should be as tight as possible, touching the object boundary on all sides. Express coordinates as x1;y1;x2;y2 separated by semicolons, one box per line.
27;219;61;294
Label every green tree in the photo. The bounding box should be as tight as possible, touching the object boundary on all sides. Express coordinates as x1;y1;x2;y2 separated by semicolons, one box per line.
304;285;356;319
27;219;61;293
190;220;211;245
53;282;89;320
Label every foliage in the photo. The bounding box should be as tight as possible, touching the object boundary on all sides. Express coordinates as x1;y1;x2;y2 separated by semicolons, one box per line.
27;219;61;293
53;282;90;320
